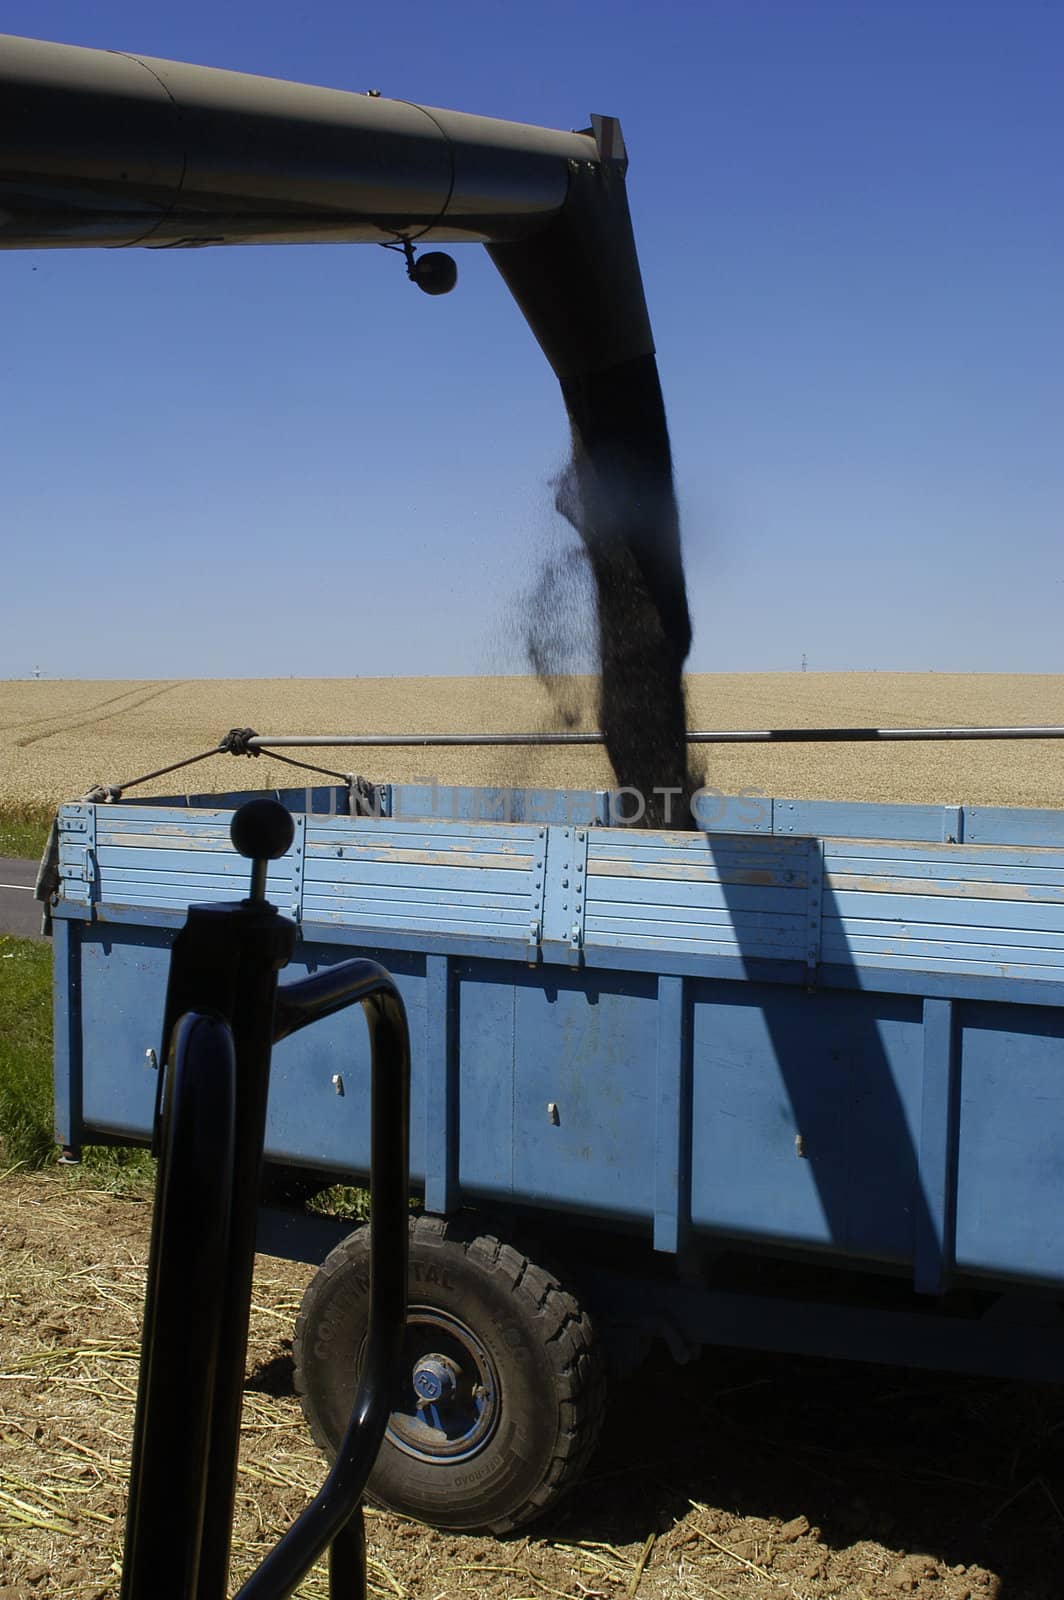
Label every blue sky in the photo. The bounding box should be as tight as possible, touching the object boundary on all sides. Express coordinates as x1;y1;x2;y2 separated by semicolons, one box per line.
2;0;1061;679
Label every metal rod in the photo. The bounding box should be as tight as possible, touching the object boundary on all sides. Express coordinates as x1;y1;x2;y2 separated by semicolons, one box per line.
193;904;296;1600
244;726;1064;750
247;858;269;904
119;1013;236;1600
237;965;410;1600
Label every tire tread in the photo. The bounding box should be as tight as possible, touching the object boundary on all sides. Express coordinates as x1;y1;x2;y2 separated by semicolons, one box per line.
293;1213;605;1534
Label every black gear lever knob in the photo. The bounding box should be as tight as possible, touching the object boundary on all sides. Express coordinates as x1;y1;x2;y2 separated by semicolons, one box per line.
230;799;294;904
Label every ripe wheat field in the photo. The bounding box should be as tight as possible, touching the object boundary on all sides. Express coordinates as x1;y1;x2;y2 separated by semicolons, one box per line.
1;672;1062;817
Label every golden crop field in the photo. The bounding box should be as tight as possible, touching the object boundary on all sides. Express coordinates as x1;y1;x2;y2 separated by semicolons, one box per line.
1;671;1062;815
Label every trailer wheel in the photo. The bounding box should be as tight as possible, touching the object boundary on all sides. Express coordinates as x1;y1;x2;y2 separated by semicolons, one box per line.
292;1215;605;1533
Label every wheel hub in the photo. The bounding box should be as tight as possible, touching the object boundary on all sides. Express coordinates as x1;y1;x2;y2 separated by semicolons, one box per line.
412;1354;459;1405
386;1307;500;1464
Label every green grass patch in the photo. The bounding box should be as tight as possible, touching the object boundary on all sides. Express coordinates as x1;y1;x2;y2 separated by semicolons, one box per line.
0;935;155;1189
0;804;54;862
76;1144;157;1192
0;935;55;1168
307;1184;372;1222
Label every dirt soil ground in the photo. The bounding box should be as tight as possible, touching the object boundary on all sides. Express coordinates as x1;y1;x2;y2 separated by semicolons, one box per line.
1;1174;1062;1599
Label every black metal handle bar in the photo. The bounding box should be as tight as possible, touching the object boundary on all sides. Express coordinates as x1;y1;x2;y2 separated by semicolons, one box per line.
242;725;1064;748
120;800;411;1600
121;1012;238;1600
237;967;410;1600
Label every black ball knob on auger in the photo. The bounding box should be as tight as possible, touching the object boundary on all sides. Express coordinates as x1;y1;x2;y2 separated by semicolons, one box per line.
411;250;457;296
230;799;294;904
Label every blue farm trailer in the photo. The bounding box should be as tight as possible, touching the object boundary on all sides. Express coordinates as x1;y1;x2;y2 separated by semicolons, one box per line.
45;776;1064;1532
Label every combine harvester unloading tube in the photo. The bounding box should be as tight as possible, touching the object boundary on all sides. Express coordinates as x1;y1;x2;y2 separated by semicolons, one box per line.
1;32;696;819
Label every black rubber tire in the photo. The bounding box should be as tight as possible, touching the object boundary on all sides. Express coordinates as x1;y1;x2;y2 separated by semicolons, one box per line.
292;1214;605;1533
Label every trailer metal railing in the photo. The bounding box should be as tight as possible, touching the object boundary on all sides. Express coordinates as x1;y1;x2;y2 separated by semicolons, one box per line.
243;725;1064;748
71;722;1064;809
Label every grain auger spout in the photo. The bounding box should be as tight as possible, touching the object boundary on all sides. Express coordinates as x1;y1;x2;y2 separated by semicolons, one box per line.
1;31;696;822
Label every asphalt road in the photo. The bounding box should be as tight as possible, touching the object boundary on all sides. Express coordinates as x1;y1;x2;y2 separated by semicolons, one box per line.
0;857;46;942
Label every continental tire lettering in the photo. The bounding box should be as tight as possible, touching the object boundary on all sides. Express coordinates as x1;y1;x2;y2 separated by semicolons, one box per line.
413;1263;454;1291
326;1278;369;1318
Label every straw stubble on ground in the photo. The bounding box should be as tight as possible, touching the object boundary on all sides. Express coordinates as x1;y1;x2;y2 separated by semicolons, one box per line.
2;1173;1063;1600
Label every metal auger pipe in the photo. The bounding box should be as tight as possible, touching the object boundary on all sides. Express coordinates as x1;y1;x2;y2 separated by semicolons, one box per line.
0;34;653;381
0;33;584;249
